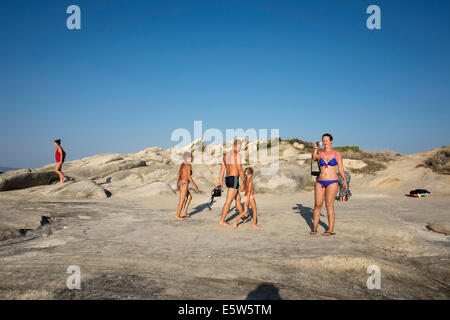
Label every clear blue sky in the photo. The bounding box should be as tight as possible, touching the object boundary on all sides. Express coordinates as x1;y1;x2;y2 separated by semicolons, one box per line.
0;0;449;168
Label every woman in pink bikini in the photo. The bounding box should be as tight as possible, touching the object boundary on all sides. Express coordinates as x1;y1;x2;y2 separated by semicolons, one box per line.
310;133;347;236
53;139;67;184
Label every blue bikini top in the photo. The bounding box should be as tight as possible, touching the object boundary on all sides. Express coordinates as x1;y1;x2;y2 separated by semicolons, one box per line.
319;151;338;168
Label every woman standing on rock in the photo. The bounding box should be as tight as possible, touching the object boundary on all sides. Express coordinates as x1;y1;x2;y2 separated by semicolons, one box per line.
175;152;199;220
310;133;347;236
53;139;67;184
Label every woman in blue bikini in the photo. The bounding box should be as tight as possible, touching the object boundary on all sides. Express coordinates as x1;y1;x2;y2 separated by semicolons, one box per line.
310;133;347;236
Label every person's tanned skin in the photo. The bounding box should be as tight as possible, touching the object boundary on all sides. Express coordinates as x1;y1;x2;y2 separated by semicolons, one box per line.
53;141;67;184
218;140;245;226
175;152;199;220
234;170;261;229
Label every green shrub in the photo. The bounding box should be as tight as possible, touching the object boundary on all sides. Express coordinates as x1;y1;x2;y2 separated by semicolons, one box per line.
341;150;399;175
419;147;450;175
334;146;361;152
257;137;281;150
340;150;398;162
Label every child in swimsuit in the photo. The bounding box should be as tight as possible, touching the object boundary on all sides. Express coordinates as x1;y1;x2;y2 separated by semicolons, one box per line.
233;167;261;229
175;152;199;220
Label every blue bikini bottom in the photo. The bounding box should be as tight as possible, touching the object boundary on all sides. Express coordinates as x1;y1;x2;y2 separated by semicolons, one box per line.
316;180;339;189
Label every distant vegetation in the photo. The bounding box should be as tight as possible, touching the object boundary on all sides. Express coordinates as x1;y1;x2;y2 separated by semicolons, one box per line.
334;146;361;152
340;150;398;161
221;137;402;175
284;138;314;150
278;138;401;175
284;140;361;153
257;137;281;150
418;146;450;175
342;150;400;175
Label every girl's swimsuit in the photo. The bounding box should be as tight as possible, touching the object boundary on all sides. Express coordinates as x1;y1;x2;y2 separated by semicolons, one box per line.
317;151;339;188
177;180;188;189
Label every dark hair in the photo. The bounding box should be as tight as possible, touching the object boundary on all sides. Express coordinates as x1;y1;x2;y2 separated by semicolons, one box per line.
245;167;254;175
322;133;333;141
54;139;61;145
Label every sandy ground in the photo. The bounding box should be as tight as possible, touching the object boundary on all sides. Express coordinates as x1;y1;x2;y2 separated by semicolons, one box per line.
0;188;448;300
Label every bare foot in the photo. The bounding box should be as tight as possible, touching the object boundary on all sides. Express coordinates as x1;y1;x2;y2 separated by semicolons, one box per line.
252;224;261;229
233;220;239;229
219;221;230;227
181;213;190;218
176;216;184;221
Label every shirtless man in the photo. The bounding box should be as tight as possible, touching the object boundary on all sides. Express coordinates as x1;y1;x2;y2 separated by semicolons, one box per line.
217;139;246;226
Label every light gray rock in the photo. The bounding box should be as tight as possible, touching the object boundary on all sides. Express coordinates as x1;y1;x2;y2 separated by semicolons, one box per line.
343;159;367;169
293;142;305;150
131;147;164;162
109;172;144;185
0;168;32;177
68;159;147;180
146;182;176;196
297;153;313;160
41;180;110;199
253;165;310;193
0;171;59;191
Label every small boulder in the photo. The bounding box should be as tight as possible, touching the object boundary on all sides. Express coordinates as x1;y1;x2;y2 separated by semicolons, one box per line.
297;154;312;160
293;142;305;150
0;171;59;191
280;143;301;159
43;180;109;199
343;159;367;169
146;182;176;196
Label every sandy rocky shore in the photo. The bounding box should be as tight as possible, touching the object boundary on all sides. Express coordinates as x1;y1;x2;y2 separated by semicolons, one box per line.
0;140;448;299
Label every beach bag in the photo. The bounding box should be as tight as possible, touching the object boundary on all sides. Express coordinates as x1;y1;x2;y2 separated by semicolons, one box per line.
409;189;430;198
210;186;223;207
311;158;320;177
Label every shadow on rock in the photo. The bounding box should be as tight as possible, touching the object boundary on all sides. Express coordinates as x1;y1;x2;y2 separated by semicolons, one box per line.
246;283;282;300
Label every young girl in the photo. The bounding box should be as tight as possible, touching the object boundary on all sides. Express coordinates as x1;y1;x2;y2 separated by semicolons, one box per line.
175;152;199;220
234;167;261;229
